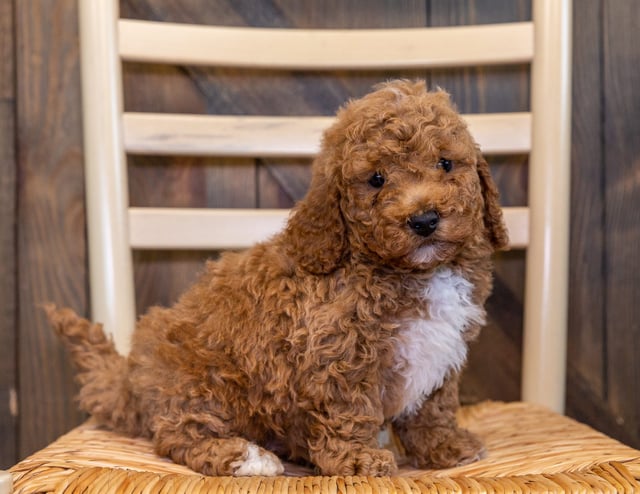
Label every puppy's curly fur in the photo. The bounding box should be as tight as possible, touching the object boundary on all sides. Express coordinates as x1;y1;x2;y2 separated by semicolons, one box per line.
49;80;508;477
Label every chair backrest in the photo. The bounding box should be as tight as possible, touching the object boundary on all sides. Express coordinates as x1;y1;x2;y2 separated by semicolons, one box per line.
78;1;572;412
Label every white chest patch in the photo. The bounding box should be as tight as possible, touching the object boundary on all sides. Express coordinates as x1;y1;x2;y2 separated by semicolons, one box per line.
392;267;485;417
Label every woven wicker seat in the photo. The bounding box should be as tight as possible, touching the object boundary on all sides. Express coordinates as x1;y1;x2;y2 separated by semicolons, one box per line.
5;1;638;493
9;402;640;493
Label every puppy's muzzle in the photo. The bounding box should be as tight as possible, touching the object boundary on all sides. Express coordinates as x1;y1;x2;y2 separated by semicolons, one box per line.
408;210;440;237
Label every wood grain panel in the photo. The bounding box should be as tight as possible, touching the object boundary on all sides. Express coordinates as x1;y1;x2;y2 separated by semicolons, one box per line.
258;160;312;208
461;251;525;405
0;0;18;470
565;0;606;423
603;0;640;447
15;0;88;459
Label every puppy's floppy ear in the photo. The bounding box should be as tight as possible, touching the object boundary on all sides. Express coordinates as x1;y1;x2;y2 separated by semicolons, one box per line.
284;158;346;274
476;153;509;250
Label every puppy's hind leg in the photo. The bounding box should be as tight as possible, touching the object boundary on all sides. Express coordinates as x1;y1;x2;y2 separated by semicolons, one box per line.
153;423;284;477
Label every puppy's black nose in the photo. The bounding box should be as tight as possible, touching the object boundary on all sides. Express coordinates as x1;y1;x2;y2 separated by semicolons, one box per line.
408;210;440;237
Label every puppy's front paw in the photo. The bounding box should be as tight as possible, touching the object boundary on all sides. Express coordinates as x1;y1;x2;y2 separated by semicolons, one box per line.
413;428;485;469
452;430;486;467
353;447;397;476
230;444;284;476
313;446;397;476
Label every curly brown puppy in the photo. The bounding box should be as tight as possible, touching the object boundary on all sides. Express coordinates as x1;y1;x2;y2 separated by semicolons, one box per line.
49;79;508;477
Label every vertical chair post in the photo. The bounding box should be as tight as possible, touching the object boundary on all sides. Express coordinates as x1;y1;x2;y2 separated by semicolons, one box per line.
78;0;136;355
522;0;573;413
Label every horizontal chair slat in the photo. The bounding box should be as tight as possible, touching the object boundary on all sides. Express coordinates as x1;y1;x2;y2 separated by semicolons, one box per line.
129;208;290;250
505;206;529;249
118;20;533;69
123;112;531;157
466;113;531;155
128;207;528;250
123;114;333;158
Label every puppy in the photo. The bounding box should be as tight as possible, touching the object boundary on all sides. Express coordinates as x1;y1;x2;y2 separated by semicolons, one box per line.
49;79;508;477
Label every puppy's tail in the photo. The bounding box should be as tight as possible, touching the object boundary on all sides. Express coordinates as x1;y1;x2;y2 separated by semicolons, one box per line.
45;305;141;434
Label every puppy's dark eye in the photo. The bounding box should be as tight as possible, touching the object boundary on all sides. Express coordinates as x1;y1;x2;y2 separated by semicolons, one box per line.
368;172;385;188
437;157;453;173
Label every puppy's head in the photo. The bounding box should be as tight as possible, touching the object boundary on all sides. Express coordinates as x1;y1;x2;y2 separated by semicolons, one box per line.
287;80;508;273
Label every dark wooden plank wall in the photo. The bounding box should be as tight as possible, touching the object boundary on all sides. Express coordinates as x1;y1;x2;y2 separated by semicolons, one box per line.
14;0;88;461
0;0;18;467
602;0;640;443
1;0;639;469
565;0;605;425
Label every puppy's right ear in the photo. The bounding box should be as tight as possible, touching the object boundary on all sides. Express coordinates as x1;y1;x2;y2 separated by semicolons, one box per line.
476;153;509;251
284;158;346;274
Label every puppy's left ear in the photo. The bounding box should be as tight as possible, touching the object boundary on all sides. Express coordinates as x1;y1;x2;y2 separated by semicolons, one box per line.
477;154;509;250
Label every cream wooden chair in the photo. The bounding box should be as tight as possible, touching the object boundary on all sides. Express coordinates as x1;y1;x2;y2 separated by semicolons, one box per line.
6;0;640;493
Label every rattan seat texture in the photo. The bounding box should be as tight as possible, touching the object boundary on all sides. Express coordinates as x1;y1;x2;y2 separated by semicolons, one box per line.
10;401;640;494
